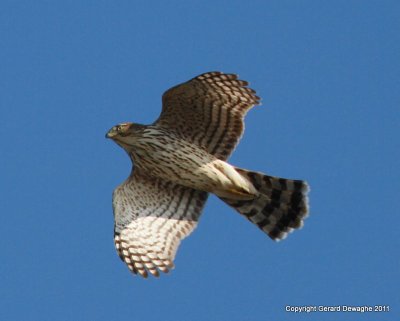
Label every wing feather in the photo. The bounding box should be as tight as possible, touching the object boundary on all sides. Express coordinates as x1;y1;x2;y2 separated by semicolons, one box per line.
113;169;208;277
155;72;260;160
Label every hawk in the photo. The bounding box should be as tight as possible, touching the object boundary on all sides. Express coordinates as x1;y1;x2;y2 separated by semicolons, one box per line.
106;72;309;278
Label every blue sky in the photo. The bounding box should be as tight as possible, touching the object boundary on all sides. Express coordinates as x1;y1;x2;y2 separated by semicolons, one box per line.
1;1;399;320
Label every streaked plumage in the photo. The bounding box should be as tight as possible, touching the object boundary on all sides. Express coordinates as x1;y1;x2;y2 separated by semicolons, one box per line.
106;71;310;278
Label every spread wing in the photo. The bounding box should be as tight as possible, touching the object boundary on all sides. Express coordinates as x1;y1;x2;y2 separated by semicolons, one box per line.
112;169;208;278
155;72;260;160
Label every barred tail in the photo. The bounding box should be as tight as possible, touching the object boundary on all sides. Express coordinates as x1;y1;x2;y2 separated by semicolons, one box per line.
220;168;310;240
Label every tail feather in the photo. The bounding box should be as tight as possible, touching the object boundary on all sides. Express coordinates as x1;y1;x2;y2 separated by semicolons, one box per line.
220;168;309;240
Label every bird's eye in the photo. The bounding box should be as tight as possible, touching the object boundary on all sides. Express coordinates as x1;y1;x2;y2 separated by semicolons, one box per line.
116;125;122;132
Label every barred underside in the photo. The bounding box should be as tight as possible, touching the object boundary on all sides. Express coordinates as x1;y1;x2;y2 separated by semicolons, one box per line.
109;71;311;278
221;168;309;240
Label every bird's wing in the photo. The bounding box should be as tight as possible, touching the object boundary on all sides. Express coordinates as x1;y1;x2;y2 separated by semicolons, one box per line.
112;169;208;278
155;72;260;160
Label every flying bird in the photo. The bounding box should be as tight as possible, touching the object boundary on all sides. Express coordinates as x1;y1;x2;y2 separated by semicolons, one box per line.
106;71;309;278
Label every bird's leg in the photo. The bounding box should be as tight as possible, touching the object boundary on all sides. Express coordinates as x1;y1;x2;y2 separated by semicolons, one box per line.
212;161;258;200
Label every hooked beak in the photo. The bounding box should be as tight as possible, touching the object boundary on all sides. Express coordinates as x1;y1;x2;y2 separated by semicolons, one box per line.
106;127;117;139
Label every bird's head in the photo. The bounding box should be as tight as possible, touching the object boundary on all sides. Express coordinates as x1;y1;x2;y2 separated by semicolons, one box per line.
106;122;146;151
106;122;133;139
